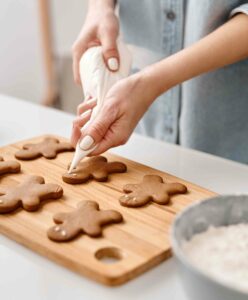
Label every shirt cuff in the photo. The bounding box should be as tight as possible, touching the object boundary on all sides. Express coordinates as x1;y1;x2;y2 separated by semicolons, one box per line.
230;3;248;18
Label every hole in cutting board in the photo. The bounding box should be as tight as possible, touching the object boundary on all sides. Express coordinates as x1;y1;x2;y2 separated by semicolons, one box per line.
95;247;123;264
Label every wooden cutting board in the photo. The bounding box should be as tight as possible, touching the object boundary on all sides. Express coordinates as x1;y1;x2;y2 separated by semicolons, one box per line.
0;135;217;286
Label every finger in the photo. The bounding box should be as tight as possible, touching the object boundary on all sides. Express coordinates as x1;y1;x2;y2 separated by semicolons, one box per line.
84;93;91;102
71;111;92;147
72;48;87;85
71;125;81;148
77;97;97;116
72;34;91;85
72;55;81;86
74;110;92;128
90;124;129;156
79;105;118;151
100;22;120;71
90;135;114;156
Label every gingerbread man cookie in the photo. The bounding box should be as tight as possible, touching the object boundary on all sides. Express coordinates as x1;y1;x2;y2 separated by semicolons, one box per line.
15;137;74;160
119;174;187;208
0;175;63;213
47;200;123;242
0;156;21;176
62;156;127;184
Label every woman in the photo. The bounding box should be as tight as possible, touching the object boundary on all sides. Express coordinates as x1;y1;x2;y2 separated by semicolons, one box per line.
71;0;248;164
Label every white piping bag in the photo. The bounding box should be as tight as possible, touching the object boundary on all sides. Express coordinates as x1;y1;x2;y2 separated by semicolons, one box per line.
69;41;132;173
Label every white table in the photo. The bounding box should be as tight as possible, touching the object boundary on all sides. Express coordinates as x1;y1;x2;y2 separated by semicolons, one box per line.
1;95;248;300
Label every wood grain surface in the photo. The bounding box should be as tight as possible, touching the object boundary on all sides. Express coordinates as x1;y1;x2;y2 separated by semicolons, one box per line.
0;135;217;286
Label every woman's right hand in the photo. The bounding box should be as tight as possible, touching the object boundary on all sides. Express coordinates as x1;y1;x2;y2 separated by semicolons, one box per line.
71;69;161;155
72;0;119;85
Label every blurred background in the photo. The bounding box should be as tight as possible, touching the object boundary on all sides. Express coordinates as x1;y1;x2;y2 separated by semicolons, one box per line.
0;0;88;114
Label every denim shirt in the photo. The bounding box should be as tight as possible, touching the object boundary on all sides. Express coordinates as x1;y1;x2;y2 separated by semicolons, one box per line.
118;1;248;164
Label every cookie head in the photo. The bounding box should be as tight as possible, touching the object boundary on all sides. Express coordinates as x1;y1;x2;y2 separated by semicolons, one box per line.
62;156;127;184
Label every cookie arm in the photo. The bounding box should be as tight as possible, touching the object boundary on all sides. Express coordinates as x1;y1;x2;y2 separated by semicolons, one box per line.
143;175;163;183
56;142;74;152
98;210;123;225
0;161;20;175
166;183;187;195
53;212;69;223
123;184;139;193
23;143;35;149
21;196;41;211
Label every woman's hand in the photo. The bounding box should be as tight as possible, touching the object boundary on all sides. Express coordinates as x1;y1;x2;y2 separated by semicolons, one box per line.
72;0;119;85
71;71;159;155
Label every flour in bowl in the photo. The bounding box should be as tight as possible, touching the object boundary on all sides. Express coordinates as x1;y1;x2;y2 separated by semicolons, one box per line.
182;223;248;293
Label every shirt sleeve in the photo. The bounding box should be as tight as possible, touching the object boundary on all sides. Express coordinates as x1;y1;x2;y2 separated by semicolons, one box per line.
230;3;248;18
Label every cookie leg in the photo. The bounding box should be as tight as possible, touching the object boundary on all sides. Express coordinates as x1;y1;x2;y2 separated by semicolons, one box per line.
84;224;103;237
22;196;41;211
153;193;170;205
92;170;109;181
42;149;58;159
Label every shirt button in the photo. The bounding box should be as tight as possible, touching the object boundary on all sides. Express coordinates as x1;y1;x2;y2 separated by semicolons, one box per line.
165;10;176;21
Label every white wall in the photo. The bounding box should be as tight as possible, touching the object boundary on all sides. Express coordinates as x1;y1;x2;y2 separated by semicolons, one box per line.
51;0;88;56
0;0;88;104
0;0;44;103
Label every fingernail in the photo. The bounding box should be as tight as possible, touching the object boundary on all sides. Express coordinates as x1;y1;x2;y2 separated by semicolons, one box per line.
84;94;90;102
79;135;95;150
80;109;91;118
107;57;119;71
88;97;97;104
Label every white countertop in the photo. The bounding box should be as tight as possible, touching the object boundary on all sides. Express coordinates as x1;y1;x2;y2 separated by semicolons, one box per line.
1;94;248;300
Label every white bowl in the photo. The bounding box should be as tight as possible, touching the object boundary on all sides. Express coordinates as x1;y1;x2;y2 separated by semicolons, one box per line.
171;195;248;300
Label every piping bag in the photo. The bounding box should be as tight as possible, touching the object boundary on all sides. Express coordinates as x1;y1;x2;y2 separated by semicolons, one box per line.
69;41;132;173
